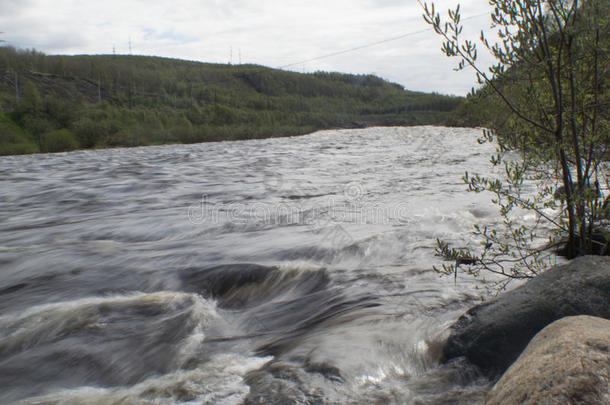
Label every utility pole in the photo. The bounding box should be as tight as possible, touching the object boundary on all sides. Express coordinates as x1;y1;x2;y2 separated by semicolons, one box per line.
98;74;102;103
15;71;19;105
129;37;132;55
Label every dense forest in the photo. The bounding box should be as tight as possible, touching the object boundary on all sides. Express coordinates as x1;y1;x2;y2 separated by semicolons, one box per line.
0;47;464;155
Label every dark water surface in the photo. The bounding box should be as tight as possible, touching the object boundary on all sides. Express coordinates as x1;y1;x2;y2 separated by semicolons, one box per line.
1;127;502;404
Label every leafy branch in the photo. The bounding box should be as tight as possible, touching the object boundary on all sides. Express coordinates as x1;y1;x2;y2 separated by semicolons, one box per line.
422;0;609;289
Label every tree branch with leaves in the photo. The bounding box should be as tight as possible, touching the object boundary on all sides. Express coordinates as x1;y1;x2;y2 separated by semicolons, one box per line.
421;0;609;288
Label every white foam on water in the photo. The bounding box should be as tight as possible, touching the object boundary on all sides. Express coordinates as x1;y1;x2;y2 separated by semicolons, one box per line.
18;354;273;405
1;126;575;404
0;292;217;348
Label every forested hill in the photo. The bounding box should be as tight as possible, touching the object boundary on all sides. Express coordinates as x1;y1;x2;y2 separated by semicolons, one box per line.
0;47;462;155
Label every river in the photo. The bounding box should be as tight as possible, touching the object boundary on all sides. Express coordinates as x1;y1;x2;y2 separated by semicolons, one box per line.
1;126;515;404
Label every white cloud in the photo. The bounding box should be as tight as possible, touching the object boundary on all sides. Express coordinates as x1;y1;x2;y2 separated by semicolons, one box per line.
0;0;496;95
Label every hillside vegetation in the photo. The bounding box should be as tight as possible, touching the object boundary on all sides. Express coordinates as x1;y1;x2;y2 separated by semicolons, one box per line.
0;47;463;155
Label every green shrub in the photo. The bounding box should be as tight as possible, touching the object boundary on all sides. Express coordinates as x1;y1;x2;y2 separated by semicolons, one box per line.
19;113;55;136
40;129;79;153
0;113;39;155
0;142;39;155
72;118;110;148
104;129;145;147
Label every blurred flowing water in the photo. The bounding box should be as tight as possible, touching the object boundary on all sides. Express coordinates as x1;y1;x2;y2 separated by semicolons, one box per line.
0;126;513;404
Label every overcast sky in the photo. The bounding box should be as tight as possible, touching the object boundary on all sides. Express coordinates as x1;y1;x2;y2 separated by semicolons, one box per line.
0;0;496;95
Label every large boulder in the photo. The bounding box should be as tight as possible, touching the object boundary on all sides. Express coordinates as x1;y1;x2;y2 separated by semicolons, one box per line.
486;316;610;405
443;256;610;376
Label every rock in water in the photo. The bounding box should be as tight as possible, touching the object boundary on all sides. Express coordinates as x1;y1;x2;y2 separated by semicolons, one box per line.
486;316;610;405
443;256;610;376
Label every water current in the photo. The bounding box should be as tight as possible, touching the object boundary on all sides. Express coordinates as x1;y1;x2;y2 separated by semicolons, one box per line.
1;126;537;404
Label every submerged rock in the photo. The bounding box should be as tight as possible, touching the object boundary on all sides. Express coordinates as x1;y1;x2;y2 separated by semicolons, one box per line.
443;256;610;376
486;316;610;405
180;263;278;298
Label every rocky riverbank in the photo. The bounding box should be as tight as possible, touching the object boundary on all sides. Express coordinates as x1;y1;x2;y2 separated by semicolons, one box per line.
441;256;610;403
486;316;609;404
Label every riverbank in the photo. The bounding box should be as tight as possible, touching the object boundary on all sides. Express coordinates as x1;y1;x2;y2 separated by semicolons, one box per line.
487;315;610;404
0;49;463;156
442;256;610;402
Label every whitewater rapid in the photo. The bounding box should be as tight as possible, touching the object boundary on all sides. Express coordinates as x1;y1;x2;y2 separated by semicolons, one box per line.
1;126;539;404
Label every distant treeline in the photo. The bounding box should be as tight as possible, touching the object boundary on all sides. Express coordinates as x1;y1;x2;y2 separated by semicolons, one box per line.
0;47;464;155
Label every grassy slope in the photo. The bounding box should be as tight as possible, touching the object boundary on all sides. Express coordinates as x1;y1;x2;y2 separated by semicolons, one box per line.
0;48;464;155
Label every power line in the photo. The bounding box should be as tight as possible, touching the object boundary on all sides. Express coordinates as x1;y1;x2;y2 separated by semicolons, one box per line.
279;12;489;70
80;12;491;99
121;12;492;96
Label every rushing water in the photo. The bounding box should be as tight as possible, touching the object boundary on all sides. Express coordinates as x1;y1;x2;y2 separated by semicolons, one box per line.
1;126;514;404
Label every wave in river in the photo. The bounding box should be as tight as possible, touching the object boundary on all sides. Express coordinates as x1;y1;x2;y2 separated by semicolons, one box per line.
0;126;512;404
